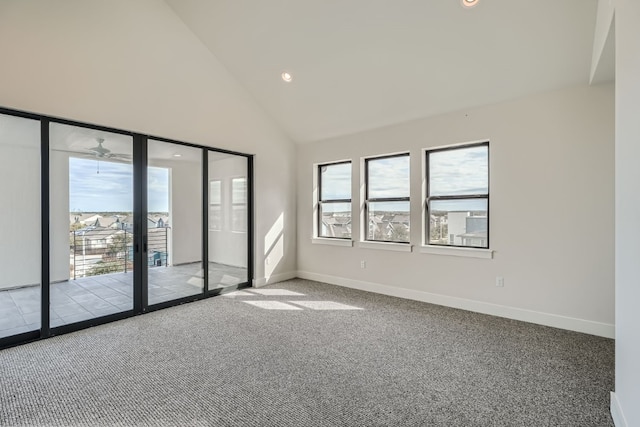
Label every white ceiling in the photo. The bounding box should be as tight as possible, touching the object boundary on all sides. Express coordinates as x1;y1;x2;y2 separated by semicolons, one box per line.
165;0;604;144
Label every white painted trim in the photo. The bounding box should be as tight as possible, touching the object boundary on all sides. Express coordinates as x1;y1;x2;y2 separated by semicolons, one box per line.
253;271;297;288
296;270;615;339
312;238;353;247
420;245;493;259
610;392;629;427
358;241;413;252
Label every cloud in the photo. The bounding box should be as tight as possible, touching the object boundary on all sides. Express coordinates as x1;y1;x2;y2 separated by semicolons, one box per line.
69;158;169;212
68;158;133;212
321;162;352;200
429;145;488;196
368;156;410;198
148;167;169;212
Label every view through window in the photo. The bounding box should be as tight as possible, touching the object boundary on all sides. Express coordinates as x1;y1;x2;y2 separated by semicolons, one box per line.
318;162;352;239
426;142;489;248
365;154;410;243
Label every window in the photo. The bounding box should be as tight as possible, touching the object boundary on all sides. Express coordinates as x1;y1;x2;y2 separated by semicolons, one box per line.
209;180;222;230
426;142;489;248
318;161;352;239
365;154;410;243
231;177;247;232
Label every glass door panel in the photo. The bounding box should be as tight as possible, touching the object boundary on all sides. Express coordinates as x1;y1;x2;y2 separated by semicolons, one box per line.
208;151;248;291
147;140;203;305
49;123;134;327
0;113;41;339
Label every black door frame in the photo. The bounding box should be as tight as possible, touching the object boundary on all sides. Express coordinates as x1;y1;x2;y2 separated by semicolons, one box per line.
0;106;254;349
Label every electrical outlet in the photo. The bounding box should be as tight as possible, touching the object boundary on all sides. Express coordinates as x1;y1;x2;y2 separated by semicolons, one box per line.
360;260;366;269
496;276;504;287
266;257;270;265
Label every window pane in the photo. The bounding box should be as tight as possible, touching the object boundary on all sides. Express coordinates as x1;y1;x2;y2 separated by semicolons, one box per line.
367;201;410;242
368;156;410;199
209;205;221;231
232;205;247;232
0;113;41;339
50;122;134;326
210;180;221;204
209;151;248;290
148;140;203;305
319;202;351;238
429;145;488;196
232;177;246;204
429;199;488;248
320;162;351;200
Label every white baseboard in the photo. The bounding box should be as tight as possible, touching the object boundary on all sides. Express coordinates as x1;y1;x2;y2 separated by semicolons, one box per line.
610;392;628;427
253;271;297;288
296;271;615;339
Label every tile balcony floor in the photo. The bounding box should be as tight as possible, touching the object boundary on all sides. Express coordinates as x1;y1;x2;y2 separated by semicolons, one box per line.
0;262;247;339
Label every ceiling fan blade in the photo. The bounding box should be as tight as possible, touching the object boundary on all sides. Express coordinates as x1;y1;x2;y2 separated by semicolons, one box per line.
87;138;111;156
53;138;131;161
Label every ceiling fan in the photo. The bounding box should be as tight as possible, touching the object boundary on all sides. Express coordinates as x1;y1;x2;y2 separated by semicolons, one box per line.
85;138;130;160
51;137;131;173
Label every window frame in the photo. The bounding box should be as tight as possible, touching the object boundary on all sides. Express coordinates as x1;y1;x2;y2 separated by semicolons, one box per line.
0;105;254;350
364;152;411;244
231;176;248;232
425;141;489;249
317;160;352;240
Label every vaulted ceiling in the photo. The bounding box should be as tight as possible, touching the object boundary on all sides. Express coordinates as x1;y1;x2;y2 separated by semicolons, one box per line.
165;0;609;143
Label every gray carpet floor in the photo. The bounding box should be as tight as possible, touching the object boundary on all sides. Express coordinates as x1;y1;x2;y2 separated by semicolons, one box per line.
0;279;614;426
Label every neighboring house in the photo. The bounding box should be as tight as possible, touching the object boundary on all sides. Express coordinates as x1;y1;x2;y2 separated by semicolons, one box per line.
367;213;410;241
149;216;170;228
70;214;121;229
70;214;171;269
321;215;351;238
447;212;488;247
72;228;126;254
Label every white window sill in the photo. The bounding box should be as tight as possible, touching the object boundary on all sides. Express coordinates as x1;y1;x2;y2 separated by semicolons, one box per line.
312;238;354;247
359;241;413;252
420;245;493;259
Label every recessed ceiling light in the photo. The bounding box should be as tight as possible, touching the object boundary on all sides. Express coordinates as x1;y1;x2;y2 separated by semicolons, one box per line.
173;153;182;157
281;71;293;82
461;0;479;8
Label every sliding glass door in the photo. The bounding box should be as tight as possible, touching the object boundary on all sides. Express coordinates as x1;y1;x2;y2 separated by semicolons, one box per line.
0;113;41;339
49;123;134;327
0;106;252;349
147;139;203;305
208;151;249;292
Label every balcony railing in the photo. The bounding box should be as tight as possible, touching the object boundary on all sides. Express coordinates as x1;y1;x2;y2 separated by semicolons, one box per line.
70;228;169;279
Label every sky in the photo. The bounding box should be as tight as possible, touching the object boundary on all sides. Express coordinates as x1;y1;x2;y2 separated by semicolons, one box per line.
69;157;169;212
429;145;488;196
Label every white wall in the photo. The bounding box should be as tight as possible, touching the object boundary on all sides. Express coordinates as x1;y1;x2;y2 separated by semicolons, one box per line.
613;0;640;425
297;84;615;337
0;0;297;285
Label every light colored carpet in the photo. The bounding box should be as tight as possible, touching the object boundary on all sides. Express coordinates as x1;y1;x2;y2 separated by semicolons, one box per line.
0;279;614;426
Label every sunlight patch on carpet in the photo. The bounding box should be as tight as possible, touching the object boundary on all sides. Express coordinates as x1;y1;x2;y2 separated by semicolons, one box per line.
248;289;305;296
243;301;303;310
289;301;363;310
